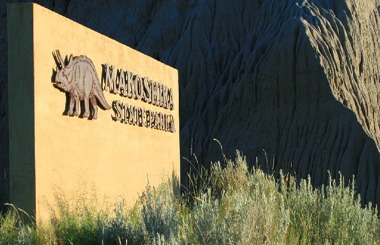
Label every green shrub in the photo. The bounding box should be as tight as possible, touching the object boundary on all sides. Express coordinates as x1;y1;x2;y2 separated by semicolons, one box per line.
0;208;20;244
100;202;148;245
142;181;181;243
1;151;380;244
182;152;290;244
0;204;48;245
183;151;380;244
49;184;101;245
52;206;98;245
285;174;380;244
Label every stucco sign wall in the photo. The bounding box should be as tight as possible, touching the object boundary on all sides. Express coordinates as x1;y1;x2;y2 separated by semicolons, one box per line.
8;3;180;221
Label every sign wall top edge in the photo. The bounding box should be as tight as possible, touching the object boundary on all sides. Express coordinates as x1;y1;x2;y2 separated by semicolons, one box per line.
8;2;178;76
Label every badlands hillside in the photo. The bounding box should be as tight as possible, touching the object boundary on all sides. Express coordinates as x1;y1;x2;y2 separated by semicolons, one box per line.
1;0;380;206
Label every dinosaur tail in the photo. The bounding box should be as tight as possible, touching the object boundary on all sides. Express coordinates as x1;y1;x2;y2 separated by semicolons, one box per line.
94;82;111;110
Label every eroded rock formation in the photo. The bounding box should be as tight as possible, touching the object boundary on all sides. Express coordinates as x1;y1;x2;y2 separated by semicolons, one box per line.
1;0;380;205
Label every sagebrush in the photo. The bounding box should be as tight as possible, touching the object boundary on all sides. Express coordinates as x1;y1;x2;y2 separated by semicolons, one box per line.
1;151;379;244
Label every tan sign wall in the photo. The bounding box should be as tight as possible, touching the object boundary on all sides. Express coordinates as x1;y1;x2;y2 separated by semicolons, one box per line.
8;3;180;220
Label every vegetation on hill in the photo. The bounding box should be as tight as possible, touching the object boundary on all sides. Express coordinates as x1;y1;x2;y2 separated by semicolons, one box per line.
1;151;380;244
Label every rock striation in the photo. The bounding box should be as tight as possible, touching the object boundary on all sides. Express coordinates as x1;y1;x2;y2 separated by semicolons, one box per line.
1;0;380;205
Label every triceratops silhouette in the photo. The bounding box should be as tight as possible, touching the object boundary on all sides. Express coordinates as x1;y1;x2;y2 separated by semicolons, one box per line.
52;50;111;119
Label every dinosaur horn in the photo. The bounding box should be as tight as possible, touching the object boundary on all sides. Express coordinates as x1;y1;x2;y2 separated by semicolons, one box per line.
55;50;64;67
52;50;61;69
68;54;73;64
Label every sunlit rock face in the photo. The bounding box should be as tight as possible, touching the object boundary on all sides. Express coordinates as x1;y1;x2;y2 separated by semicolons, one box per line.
1;0;380;205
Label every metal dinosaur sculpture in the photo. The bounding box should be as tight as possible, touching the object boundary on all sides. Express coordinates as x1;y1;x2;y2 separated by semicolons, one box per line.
52;50;111;119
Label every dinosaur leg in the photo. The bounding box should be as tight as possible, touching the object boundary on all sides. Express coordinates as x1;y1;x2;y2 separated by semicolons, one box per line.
68;94;75;116
74;97;80;116
90;96;98;119
83;97;90;118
